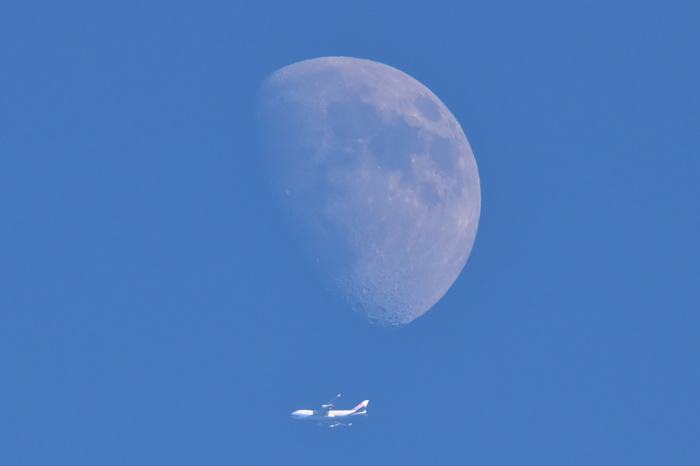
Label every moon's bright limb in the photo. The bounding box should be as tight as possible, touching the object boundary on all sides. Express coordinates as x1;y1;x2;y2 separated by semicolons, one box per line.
257;57;480;326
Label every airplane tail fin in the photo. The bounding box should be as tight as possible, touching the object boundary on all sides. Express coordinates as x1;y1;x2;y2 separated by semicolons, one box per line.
352;400;369;414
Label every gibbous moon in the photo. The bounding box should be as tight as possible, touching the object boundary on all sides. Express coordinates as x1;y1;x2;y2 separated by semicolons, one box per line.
257;57;480;326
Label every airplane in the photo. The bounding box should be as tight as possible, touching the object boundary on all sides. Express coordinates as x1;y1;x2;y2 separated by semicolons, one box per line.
291;394;369;428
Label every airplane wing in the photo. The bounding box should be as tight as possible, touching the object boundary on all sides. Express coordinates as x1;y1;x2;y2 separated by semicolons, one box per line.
317;394;341;415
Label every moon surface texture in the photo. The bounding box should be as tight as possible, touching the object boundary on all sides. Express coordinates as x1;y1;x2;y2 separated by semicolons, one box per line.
257;57;480;326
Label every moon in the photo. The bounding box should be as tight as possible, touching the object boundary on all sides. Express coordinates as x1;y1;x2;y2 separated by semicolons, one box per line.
257;57;480;326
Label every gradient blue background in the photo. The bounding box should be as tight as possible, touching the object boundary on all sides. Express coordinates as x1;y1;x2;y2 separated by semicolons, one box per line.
1;1;698;464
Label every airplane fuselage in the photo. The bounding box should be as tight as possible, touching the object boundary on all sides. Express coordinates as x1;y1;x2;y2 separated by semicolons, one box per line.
290;409;366;421
291;399;369;425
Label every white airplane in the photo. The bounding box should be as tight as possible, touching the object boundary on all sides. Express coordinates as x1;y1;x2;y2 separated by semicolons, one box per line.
291;394;369;427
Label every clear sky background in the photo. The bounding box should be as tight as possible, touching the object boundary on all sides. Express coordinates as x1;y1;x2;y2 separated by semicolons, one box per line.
1;1;698;464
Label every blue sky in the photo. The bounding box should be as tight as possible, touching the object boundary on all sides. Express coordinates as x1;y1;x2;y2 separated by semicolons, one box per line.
1;1;698;464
